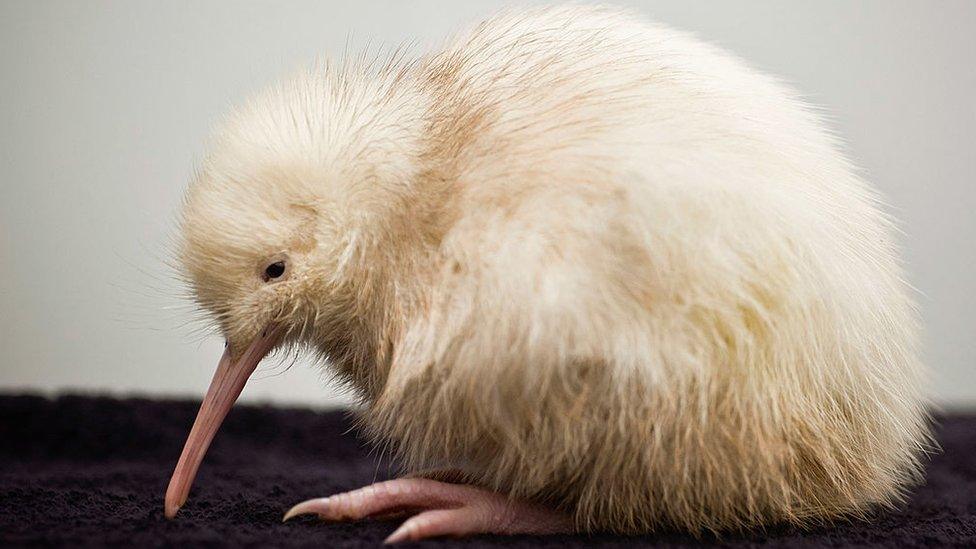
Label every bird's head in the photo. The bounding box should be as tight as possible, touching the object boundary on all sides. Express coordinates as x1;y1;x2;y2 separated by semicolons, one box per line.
164;65;431;518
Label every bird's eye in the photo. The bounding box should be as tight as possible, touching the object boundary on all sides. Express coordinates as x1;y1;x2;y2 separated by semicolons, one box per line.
263;260;286;282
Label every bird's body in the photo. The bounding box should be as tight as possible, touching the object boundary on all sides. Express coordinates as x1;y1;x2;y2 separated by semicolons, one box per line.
170;5;930;538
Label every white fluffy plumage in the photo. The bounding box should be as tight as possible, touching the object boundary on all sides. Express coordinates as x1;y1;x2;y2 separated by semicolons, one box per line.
179;5;931;534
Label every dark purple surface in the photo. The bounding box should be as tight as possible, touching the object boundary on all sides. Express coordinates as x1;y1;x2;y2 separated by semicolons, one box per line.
1;394;974;547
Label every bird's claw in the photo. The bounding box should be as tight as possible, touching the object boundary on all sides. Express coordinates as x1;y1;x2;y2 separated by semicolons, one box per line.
283;478;574;543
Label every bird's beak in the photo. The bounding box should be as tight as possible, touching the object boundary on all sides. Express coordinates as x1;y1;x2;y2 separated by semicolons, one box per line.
164;324;285;519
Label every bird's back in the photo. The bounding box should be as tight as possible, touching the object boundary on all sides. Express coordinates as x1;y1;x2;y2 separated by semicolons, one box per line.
366;5;929;534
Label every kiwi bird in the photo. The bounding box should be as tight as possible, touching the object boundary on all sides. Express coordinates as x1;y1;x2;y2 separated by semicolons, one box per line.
164;5;931;542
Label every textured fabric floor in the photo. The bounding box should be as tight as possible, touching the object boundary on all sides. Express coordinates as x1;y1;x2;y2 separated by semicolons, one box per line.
1;395;974;547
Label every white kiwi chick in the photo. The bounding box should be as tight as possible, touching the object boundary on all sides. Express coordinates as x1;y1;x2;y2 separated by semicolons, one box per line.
165;5;931;542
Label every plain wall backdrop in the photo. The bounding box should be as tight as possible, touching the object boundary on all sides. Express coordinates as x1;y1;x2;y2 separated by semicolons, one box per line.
1;1;973;408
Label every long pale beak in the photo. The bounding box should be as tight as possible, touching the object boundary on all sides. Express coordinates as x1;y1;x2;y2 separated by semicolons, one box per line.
164;324;284;519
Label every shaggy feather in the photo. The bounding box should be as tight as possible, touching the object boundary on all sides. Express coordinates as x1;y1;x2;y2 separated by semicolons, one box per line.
178;5;931;534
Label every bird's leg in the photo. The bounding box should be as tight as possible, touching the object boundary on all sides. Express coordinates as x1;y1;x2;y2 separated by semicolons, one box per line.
282;478;575;543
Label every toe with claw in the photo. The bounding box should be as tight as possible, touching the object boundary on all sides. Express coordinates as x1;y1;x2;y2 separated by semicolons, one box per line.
283;478;574;543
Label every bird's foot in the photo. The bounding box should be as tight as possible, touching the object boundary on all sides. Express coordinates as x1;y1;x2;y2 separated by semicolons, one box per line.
282;478;574;543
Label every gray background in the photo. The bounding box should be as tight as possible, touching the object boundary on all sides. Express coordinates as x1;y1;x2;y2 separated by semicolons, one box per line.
1;1;973;408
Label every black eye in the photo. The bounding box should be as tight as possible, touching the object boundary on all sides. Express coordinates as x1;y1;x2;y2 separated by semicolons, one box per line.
263;261;286;281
